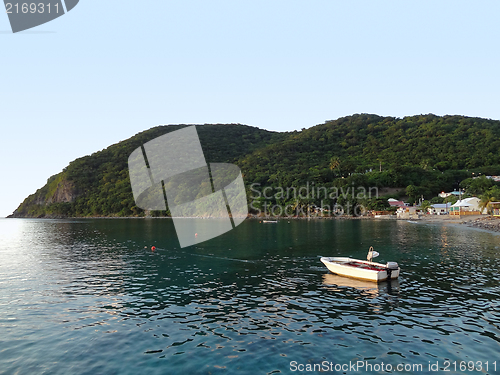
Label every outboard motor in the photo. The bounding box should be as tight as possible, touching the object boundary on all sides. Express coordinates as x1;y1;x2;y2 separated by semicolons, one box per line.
386;262;399;279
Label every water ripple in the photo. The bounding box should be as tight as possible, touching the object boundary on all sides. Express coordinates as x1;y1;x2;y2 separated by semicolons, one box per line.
1;219;500;374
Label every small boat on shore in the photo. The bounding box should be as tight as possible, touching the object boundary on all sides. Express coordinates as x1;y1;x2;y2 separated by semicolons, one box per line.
320;247;400;282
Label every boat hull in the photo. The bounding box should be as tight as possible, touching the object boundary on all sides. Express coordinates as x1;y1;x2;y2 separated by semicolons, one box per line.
320;257;400;282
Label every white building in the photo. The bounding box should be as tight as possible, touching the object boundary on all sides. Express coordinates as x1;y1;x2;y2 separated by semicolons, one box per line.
450;197;486;215
428;203;451;215
438;191;462;198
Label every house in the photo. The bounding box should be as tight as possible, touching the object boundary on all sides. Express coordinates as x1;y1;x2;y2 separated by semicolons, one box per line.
396;206;423;219
489;202;500;217
438;191;462;198
428;203;450;215
450;197;486;215
388;198;407;208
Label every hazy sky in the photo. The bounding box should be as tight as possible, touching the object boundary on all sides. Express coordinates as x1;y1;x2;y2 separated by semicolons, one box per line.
1;0;500;217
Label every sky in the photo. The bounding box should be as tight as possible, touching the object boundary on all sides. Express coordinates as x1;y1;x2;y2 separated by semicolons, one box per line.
1;0;500;217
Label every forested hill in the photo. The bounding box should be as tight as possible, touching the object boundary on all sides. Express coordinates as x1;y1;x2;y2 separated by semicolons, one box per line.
10;114;500;218
10;124;286;218
239;114;500;186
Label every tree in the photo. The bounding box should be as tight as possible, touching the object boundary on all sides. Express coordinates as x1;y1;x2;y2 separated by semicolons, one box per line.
430;196;444;204
363;197;390;211
444;194;459;204
479;186;500;214
460;176;494;196
406;185;419;201
421;200;432;213
329;156;341;179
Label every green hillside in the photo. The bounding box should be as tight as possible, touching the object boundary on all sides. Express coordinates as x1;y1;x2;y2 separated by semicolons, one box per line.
240;114;500;184
11;124;286;218
239;114;500;210
10;114;500;218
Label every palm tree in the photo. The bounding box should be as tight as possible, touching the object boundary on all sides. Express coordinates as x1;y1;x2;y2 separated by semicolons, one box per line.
479;186;500;214
329;156;341;179
421;200;432;214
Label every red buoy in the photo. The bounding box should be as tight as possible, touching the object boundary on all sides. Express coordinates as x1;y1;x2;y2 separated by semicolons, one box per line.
151;246;156;251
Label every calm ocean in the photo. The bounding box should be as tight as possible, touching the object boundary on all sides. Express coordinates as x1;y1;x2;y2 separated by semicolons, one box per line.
0;218;499;374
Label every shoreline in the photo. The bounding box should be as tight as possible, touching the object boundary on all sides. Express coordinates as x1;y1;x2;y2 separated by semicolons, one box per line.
6;213;500;234
405;214;500;234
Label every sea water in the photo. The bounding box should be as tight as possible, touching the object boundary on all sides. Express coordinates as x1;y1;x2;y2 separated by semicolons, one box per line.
0;218;499;374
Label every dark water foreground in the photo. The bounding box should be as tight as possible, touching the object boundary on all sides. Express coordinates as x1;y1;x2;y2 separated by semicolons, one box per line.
0;218;499;374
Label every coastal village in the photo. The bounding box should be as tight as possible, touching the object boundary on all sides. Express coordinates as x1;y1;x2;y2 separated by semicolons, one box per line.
389;194;487;219
368;175;500;232
386;188;500;218
251;174;500;235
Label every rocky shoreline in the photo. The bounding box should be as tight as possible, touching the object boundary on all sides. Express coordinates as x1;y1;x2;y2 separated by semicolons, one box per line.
461;216;500;232
407;214;500;234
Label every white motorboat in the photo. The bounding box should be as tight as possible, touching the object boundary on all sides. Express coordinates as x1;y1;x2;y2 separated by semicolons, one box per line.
320;247;400;282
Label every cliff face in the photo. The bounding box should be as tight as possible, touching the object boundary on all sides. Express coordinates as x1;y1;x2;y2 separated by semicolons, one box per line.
46;179;77;204
9;173;79;218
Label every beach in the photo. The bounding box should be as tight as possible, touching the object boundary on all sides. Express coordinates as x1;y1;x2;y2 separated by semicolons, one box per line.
417;214;500;233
